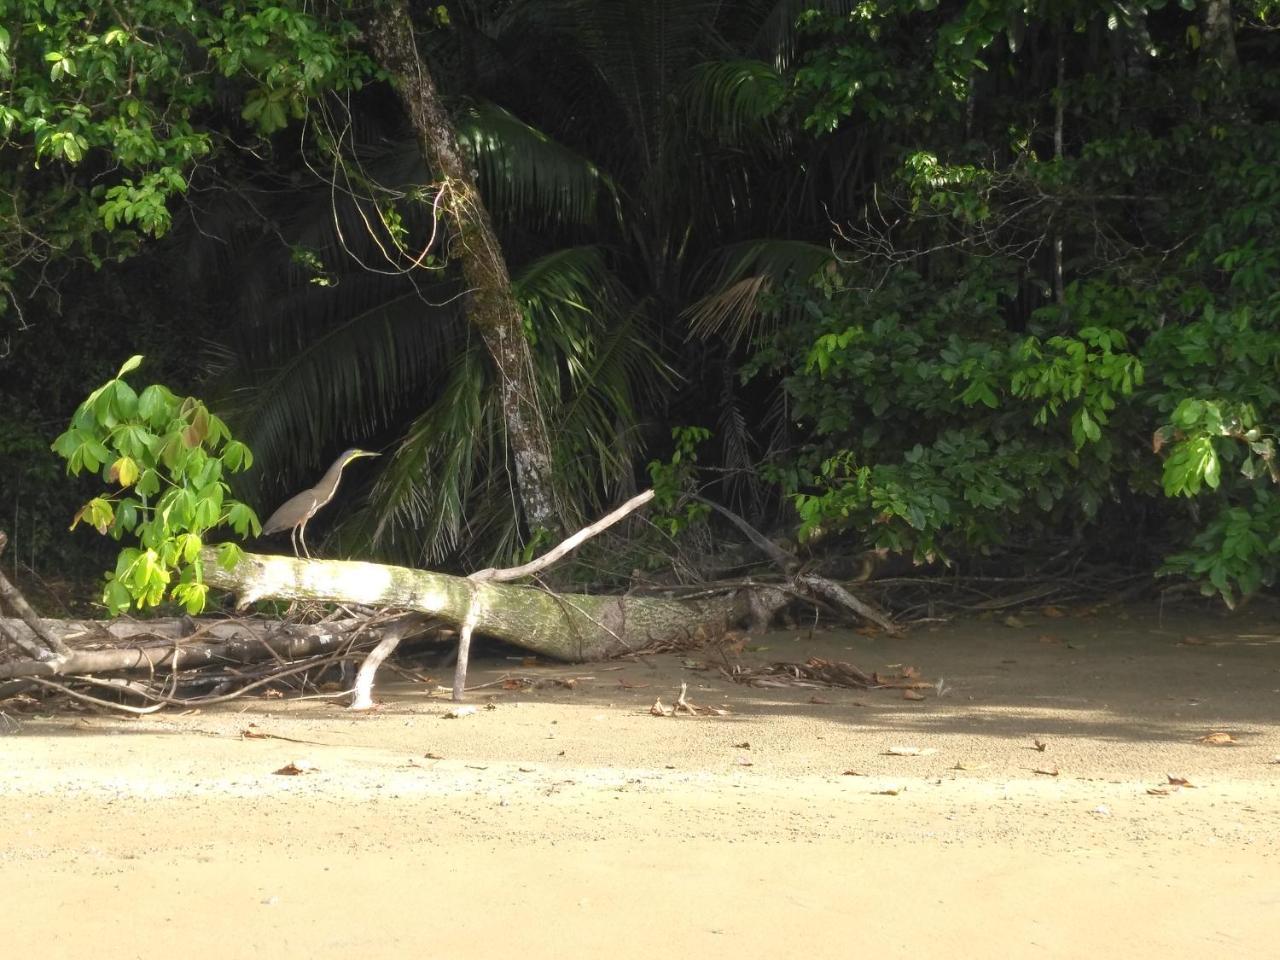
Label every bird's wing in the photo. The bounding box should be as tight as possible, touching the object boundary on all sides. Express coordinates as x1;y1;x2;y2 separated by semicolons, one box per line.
261;490;321;534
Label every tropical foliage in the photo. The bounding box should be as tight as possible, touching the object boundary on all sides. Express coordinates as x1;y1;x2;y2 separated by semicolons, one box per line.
2;0;1279;609
50;356;258;614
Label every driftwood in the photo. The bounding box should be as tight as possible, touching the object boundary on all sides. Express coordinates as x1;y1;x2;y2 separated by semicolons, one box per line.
0;615;398;682
1;493;895;714
0;531;72;662
202;548;764;662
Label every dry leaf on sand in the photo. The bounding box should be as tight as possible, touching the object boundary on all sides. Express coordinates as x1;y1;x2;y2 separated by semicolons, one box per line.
1198;731;1238;746
884;745;936;757
273;760;317;776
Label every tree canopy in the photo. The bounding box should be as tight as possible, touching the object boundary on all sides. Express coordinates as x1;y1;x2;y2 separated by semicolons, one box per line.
2;0;1279;607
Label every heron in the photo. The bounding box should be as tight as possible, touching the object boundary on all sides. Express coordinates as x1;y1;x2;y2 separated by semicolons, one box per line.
262;448;380;558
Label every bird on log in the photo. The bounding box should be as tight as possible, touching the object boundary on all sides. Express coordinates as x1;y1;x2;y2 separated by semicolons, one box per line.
261;448;379;557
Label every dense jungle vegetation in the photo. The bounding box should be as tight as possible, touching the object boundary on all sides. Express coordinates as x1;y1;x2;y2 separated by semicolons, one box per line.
2;0;1278;611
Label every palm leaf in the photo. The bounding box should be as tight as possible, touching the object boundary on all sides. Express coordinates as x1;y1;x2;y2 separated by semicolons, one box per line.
220;283;464;490
684;239;834;345
684;59;786;142
456;102;608;229
750;0;859;68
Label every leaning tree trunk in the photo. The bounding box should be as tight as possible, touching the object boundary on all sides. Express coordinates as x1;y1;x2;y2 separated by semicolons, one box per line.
365;0;561;537
1202;0;1238;76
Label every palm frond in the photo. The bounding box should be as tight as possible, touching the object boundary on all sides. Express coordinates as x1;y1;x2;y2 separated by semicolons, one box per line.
516;246;675;507
351;345;505;563
684;239;834;345
457;102;608;229
684;59;786;143
220;284;464;492
751;0;859;69
717;365;766;519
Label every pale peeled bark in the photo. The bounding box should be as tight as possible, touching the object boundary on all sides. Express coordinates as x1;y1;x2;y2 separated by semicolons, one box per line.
202;548;750;662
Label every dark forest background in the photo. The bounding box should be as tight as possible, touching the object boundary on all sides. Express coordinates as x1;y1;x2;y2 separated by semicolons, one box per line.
2;0;1278;611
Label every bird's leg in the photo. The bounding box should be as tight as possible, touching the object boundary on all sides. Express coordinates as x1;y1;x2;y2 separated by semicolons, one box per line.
289;526;300;558
299;520;311;559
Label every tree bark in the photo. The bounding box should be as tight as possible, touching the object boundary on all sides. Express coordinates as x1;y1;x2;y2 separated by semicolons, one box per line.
364;0;562;537
200;548;760;662
1202;0;1238;76
0;616;375;681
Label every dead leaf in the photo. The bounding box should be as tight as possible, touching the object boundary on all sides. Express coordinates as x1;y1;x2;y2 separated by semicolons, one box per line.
901;665;921;679
443;706;478;719
841;769;865;776
423;752;443;760
1040;605;1067;618
273;761;316;776
1147;786;1170;796
501;678;526;690
1003;615;1026;628
873;787;902;796
264;688;284;699
617;679;649;689
521;657;539;667
1033;766;1059;777
1033;739;1047;752
735;757;754;767
719;631;748;655
884;745;936;757
733;741;751;750
649;699;668;716
241;727;269;740
1166;775;1196;787
1198;731;1238;745
808;696;831;705
1037;634;1062;645
951;762;968;771
902;689;926;701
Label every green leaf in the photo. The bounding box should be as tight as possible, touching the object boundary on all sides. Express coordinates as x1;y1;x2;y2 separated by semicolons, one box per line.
137;384;175;425
177;532;203;563
117;355;143;378
136;468;161;497
217;542;245;571
226;502;262;538
173;581;209;615
104;578;133;616
112;379;139;418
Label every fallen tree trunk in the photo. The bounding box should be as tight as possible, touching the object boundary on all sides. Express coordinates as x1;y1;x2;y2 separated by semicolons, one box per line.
202;548;763;662
2;491;894;714
0;616;385;681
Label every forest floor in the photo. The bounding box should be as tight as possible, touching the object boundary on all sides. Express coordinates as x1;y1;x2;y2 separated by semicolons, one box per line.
2;599;1279;958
